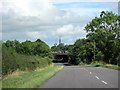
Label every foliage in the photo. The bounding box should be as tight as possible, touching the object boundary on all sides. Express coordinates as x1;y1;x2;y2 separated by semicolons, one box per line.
2;39;53;76
69;11;120;65
69;39;95;64
4;39;52;58
89;61;120;70
84;11;120;64
51;43;69;53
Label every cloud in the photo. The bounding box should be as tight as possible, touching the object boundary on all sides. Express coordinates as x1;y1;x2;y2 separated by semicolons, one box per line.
56;24;86;36
56;24;74;35
2;0;89;41
26;31;47;39
55;24;86;45
2;0;58;23
1;0;117;46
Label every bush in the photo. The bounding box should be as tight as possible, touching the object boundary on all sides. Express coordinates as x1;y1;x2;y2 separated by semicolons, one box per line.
2;45;52;76
4;39;53;58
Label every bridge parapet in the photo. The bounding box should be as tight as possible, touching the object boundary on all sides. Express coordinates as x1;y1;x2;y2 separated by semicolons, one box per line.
52;50;69;62
52;50;68;55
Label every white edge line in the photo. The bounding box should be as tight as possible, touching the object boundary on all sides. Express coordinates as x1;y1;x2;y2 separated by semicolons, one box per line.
95;76;99;79
101;81;108;84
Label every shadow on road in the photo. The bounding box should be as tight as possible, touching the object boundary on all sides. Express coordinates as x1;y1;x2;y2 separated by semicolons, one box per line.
54;62;72;66
53;62;97;67
62;63;72;66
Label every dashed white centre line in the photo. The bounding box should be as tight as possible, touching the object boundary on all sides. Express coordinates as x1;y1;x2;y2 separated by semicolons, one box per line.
95;76;99;79
90;72;92;74
101;81;108;84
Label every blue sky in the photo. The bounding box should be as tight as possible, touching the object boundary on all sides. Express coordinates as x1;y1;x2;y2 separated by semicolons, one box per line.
54;2;104;8
1;0;119;47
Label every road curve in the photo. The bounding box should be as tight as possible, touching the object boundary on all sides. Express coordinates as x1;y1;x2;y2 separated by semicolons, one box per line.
39;64;118;88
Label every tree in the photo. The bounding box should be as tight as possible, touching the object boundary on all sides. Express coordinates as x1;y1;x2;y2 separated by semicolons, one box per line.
51;45;57;52
4;39;52;58
84;11;120;64
5;40;14;47
68;39;93;64
36;39;42;42
51;43;66;53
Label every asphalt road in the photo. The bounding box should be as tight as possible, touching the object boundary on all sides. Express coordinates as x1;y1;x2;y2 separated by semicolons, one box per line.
40;63;118;88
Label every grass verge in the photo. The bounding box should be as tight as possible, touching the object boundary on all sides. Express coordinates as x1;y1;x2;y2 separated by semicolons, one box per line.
79;61;120;70
89;63;120;70
1;65;64;88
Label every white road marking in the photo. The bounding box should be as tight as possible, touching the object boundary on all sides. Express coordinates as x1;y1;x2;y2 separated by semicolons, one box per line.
95;76;99;79
83;68;89;71
83;68;108;85
101;81;108;84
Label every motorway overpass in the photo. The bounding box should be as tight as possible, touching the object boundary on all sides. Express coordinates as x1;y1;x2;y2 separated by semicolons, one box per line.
52;51;70;63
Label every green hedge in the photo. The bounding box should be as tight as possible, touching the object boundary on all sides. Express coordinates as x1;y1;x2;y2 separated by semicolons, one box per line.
2;46;52;76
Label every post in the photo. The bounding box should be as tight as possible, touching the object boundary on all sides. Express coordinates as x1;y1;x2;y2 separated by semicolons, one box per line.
93;40;95;62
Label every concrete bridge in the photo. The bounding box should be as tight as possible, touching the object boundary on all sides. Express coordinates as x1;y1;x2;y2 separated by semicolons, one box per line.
52;51;70;63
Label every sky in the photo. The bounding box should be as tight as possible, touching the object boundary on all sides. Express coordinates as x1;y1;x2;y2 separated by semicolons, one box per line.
1;0;119;47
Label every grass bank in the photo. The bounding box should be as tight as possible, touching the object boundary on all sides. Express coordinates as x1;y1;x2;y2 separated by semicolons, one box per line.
1;65;64;88
89;63;120;70
79;61;120;70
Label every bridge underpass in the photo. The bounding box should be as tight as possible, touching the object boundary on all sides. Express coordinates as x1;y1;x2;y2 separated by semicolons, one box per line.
52;52;69;63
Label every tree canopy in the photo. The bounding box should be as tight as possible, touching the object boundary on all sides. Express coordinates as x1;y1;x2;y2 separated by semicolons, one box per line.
51;43;68;53
68;11;120;65
2;39;53;75
3;39;52;58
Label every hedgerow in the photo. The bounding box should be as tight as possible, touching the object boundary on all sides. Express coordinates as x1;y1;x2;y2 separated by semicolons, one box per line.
2;39;52;76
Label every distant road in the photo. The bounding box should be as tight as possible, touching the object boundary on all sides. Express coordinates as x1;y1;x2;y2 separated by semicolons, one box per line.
39;63;118;88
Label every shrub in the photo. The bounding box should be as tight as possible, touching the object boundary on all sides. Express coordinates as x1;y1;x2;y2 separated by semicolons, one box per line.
2;45;52;76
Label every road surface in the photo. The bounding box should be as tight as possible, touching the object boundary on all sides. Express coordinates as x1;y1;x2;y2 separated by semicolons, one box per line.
39;63;118;88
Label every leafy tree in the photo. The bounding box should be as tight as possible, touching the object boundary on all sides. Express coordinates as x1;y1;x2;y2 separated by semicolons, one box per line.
36;39;42;42
51;45;57;52
2;39;53;75
5;40;14;47
4;39;52;58
84;11;120;64
51;43;66;53
68;11;119;65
